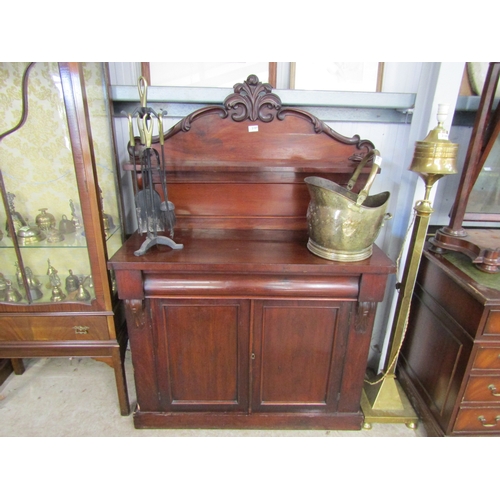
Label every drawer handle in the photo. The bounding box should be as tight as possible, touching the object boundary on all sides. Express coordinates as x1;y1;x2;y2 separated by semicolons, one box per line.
73;326;90;335
478;415;500;427
487;384;500;397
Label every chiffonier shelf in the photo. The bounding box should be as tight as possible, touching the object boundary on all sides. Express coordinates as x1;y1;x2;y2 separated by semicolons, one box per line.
109;75;395;429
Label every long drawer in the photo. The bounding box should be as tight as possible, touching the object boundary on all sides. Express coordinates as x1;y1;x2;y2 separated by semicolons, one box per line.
0;315;111;341
454;407;500;433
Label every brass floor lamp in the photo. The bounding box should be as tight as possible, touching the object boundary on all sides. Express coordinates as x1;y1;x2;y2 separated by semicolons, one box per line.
361;105;459;428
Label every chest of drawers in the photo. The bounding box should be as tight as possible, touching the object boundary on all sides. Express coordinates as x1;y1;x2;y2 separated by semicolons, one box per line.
398;247;500;436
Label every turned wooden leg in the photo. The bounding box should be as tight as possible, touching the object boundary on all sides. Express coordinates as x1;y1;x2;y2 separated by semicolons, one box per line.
11;358;25;375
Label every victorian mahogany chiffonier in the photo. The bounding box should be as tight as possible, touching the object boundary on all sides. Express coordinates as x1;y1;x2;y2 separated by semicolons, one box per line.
109;75;395;429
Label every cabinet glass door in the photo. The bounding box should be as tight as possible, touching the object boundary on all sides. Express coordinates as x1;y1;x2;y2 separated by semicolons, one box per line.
0;62;93;304
81;62;123;261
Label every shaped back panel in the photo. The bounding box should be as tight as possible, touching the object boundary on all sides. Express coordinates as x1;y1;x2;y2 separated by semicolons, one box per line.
127;75;376;230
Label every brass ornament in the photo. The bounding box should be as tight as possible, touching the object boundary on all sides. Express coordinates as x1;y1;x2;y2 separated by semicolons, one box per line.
35;208;56;231
15;262;23;287
75;275;91;301
69;199;81;229
26;267;43;300
46;228;65;243
59;214;76;234
4;279;22;303
65;269;80;293
50;286;66;302
305;150;391;262
99;188;115;235
5;192;26;236
0;273;6;301
47;259;65;301
17;224;46;245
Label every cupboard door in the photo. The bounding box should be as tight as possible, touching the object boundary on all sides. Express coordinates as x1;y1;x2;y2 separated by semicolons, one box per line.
252;300;348;412
152;298;250;412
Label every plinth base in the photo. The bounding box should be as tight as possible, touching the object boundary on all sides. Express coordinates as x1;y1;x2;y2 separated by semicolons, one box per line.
361;379;419;429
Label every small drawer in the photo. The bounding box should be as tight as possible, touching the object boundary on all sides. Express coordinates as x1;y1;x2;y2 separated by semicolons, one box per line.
483;310;500;336
0;315;110;341
463;375;500;402
455;408;500;433
473;347;500;370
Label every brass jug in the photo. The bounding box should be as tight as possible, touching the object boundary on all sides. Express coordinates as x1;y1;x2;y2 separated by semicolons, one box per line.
305;150;391;262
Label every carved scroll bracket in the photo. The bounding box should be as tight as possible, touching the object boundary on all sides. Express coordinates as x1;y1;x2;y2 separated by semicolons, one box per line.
125;299;146;328
355;302;376;334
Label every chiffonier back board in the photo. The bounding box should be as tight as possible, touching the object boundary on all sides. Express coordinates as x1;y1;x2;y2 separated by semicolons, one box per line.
110;75;395;430
126;74;377;231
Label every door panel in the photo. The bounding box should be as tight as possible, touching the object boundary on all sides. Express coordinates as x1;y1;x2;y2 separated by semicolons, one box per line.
152;299;250;412
252;300;347;412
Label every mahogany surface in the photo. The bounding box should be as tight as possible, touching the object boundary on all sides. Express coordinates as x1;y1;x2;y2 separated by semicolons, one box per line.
110;75;394;429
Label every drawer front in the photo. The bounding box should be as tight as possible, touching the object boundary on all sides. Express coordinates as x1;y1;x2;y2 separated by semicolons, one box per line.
0;315;110;341
463;376;500;403
483;311;500;337
455;408;500;433
473;347;500;370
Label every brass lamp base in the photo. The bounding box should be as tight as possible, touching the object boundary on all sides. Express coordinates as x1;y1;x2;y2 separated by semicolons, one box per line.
361;375;419;429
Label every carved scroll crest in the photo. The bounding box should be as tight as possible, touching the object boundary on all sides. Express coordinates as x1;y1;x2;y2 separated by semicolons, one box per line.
224;74;282;122
152;74;375;159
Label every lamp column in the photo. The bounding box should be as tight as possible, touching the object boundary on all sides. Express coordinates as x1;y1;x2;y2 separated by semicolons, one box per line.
362;105;458;428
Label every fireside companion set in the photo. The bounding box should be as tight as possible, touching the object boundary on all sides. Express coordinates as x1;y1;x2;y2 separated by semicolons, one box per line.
1;62;499;435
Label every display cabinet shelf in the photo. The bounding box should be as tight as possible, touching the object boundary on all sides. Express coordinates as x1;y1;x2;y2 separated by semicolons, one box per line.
0;225;121;250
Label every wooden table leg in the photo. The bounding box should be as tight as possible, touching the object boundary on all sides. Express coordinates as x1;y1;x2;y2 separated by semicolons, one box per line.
11;358;25;375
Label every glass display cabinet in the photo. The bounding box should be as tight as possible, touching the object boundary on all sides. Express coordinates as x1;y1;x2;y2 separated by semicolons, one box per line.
0;62;129;415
